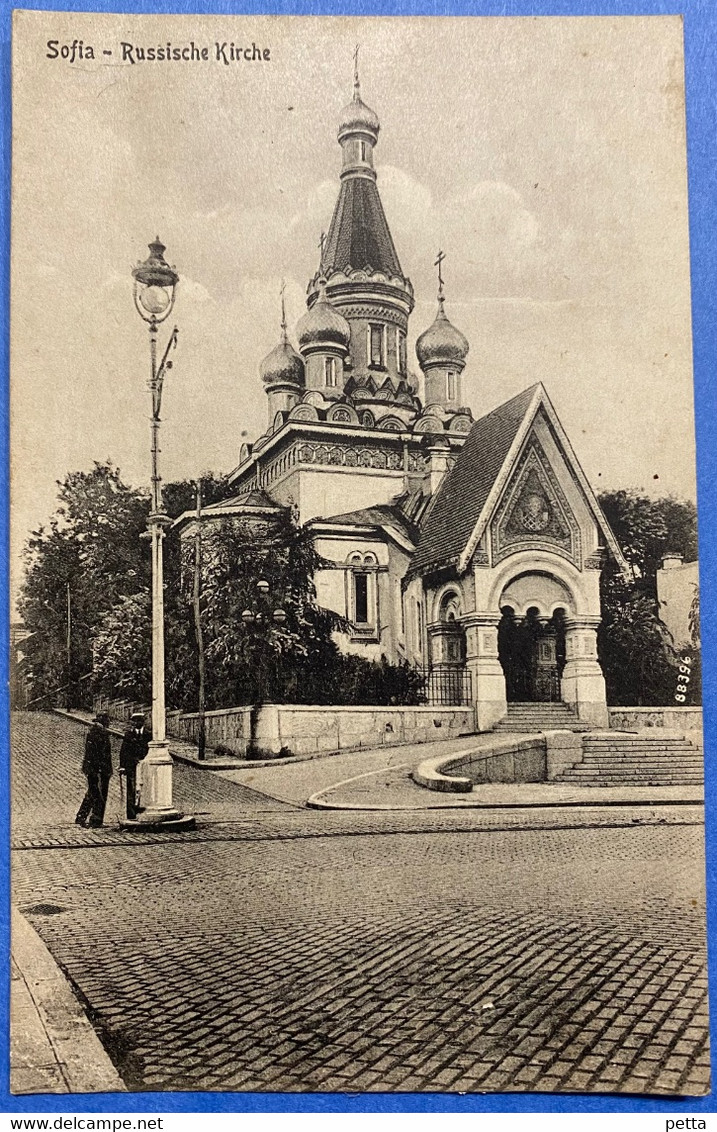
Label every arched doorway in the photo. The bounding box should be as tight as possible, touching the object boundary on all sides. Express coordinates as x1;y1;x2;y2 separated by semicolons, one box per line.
498;605;567;703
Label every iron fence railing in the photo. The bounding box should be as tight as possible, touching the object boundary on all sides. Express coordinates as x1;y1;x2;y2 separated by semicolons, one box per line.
417;666;472;707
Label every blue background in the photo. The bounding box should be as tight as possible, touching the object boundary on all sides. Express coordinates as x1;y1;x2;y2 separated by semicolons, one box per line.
1;0;715;1115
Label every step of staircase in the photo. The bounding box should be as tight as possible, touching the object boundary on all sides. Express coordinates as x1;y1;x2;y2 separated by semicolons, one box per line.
558;734;703;787
494;702;588;733
578;759;703;769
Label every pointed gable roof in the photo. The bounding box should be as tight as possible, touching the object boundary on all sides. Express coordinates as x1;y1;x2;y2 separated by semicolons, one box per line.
410;385;539;575
410;383;627;576
323;177;403;278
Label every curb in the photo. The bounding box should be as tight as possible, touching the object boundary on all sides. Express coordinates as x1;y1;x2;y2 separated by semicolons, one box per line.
307;763;705;812
11;908;126;1095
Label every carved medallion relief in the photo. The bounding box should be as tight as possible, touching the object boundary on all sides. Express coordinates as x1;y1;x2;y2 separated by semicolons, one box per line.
491;437;582;566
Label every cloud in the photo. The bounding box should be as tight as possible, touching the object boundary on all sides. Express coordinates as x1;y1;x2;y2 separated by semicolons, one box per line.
449;180;540;253
376;164;434;243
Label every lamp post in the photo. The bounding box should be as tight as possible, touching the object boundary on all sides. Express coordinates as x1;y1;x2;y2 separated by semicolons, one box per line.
129;238;195;832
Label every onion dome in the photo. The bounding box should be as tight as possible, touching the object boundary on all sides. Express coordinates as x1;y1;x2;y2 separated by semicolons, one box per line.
416;298;469;369
338;54;380;142
260;338;304;387
338;94;380;142
296;282;350;352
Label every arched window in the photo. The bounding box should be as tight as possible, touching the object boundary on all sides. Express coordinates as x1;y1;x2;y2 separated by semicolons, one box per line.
368;324;386;368
354;572;369;624
446;371;457;402
359;140;366;162
325;356;338;387
346;552;379;635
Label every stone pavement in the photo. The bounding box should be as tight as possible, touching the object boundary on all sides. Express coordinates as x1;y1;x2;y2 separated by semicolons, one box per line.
9;711;712;1098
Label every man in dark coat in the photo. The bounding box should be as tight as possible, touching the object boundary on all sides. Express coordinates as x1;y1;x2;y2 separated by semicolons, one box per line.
119;711;150;819
75;713;113;828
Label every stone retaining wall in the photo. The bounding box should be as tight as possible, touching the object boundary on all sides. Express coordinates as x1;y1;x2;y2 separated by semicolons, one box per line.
608;707;702;733
168;703;473;757
413;735;548;793
166;706;252;751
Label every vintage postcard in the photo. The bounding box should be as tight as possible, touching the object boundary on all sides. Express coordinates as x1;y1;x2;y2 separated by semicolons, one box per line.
9;10;710;1099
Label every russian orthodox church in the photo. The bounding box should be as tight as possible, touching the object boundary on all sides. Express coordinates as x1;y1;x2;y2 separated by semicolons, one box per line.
179;64;627;731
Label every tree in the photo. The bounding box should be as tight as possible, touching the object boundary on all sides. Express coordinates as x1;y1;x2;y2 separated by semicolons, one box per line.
190;513;346;709
598;567;678;705
18;463;228;707
19;462;150;706
598;490;698;590
596;490;701;706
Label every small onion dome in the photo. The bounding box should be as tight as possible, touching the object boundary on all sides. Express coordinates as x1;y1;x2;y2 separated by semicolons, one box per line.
416;299;469;369
338;93;380;142
297;283;350;352
260;337;305;386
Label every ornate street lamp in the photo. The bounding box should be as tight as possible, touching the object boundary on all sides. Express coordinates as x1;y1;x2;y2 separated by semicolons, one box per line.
128;238;194;831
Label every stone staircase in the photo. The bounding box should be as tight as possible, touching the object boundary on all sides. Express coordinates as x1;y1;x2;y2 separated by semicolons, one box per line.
493;701;589;733
555;734;704;787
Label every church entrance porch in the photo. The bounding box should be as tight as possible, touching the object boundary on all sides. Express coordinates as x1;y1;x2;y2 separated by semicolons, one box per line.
498;607;566;704
464;563;609;732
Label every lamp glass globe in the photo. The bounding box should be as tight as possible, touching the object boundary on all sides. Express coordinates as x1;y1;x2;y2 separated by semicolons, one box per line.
139;285;171;315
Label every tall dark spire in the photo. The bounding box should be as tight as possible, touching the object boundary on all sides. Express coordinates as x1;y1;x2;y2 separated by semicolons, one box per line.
322;60;403;279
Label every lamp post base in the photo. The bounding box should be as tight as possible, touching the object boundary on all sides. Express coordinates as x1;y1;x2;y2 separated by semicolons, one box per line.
119;812;196;833
120;738;196;832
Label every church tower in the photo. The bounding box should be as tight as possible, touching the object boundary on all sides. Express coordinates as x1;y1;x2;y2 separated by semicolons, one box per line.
305;52;418;427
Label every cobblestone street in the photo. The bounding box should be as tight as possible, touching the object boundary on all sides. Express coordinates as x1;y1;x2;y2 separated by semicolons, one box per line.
10;712;711;1097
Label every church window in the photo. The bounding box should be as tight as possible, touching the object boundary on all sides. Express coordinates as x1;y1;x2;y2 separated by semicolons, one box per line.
369;323;386;368
447;371;457;401
325;356;338;387
354;573;369;625
396;328;407;375
359;141;366;162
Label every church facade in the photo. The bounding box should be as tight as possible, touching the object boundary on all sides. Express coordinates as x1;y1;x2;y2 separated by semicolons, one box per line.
180;67;627;732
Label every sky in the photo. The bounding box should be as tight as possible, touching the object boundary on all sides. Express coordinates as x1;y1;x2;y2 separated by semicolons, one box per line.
10;12;696;602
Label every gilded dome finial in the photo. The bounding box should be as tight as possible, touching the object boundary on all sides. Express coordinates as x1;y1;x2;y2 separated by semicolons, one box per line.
338;52;380;142
416;251;469;370
259;282;305;387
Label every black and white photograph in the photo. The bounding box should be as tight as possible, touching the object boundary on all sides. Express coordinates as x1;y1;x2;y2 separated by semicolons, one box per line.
9;10;709;1097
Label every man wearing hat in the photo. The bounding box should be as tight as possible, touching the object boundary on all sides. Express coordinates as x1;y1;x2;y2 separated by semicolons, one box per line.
75;712;113;828
119;711;150;820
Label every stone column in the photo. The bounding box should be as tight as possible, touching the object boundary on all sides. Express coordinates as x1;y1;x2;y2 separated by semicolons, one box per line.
462;612;507;732
561;615;609;728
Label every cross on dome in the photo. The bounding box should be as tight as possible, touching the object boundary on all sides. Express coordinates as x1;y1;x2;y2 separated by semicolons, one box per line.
434;249;447;310
280;279;289;342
